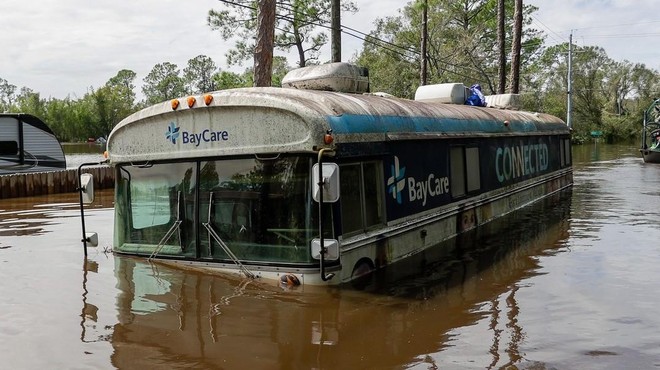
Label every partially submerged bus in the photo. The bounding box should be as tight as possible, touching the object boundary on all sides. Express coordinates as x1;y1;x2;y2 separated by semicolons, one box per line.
84;63;572;286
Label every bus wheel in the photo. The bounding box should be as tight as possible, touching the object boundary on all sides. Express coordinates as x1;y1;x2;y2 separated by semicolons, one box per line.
351;259;375;290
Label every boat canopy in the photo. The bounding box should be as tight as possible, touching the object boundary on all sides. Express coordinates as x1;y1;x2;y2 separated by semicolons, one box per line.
0;113;66;174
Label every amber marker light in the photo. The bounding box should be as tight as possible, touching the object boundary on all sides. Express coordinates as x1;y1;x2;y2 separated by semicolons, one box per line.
103;151;109;159
203;94;213;105
187;96;196;108
171;99;180;110
323;129;334;145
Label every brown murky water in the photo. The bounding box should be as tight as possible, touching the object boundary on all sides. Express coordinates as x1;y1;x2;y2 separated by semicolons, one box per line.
1;143;659;369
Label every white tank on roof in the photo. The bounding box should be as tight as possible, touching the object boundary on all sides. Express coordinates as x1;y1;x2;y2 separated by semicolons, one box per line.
414;83;469;105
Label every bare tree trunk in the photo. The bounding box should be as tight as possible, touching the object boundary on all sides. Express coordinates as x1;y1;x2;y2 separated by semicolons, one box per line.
254;0;276;87
331;0;341;62
293;23;306;67
509;0;522;94
420;0;428;86
497;0;506;94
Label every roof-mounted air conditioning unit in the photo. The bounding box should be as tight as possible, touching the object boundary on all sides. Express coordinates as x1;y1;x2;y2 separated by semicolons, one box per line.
282;62;369;93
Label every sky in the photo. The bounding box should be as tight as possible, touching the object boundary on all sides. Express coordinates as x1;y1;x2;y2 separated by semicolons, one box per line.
1;0;658;100
527;0;660;70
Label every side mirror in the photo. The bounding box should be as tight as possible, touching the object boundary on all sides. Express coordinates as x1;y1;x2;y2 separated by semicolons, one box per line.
311;238;339;261
85;232;98;247
80;173;94;204
312;163;340;203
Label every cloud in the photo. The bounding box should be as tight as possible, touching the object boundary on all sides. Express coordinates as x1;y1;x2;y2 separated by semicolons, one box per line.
0;0;228;98
528;0;660;69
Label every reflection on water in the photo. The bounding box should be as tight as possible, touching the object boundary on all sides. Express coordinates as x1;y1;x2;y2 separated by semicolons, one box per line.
2;143;660;369
0;191;114;238
101;191;572;369
571;140;638;166
358;191;571;300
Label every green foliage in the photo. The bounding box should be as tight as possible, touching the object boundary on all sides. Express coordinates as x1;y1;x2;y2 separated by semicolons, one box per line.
184;55;219;93
87;84;136;138
520;91;565;120
106;70;138;108
42;97;78;141
525;42;660;141
1;69;140;142
142;62;186;104
208;0;356;68
355;16;420;98
0;78;17;112
271;56;292;87
13;87;47;119
355;0;543;96
601;112;637;143
0;53;291;142
214;71;250;90
213;56;291;89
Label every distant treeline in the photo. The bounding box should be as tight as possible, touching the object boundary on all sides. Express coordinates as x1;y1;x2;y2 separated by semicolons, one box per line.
1;0;658;144
0;56;291;142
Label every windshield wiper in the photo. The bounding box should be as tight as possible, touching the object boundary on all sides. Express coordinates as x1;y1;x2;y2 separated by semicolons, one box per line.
203;192;256;279
148;191;183;260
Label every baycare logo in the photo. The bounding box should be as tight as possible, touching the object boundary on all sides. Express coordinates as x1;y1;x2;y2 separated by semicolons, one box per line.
165;122;229;146
387;156;450;206
166;122;180;144
387;156;406;204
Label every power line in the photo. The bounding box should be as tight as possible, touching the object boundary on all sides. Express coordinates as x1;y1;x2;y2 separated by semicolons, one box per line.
530;15;566;44
569;20;660;31
215;0;417;57
579;32;660;40
212;0;547;82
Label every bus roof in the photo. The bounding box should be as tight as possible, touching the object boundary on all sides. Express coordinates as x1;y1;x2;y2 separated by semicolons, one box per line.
106;87;569;164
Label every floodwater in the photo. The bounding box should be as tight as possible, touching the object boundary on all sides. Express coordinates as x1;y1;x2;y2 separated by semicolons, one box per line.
1;143;659;369
62;143;106;169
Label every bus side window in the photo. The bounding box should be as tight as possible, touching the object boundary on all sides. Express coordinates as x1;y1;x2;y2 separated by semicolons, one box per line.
466;147;481;192
560;138;572;167
362;162;385;228
451;146;481;198
340;161;385;236
340;164;363;234
450;147;466;198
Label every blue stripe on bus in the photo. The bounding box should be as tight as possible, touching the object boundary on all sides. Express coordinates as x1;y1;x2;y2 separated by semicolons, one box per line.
326;114;550;134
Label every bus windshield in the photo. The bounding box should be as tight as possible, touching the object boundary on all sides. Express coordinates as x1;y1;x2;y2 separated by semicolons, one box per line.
114;156;325;264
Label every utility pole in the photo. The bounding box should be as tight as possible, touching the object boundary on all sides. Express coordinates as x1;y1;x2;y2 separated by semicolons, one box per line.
497;0;506;94
331;0;341;62
254;0;276;87
509;0;522;94
567;32;573;129
420;0;428;86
